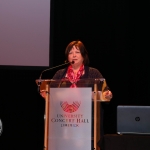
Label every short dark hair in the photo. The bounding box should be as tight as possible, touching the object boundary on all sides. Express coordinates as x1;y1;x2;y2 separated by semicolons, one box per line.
65;40;89;65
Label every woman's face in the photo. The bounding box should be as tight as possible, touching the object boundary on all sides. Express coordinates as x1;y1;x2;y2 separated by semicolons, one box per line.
68;45;84;66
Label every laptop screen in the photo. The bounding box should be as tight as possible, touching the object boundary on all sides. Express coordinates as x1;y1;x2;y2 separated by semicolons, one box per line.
117;105;150;135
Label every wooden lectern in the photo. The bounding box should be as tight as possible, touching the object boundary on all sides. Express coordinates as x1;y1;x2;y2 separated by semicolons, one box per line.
36;78;110;150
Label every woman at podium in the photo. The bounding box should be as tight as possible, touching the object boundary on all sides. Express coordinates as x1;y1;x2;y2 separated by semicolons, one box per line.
40;40;112;149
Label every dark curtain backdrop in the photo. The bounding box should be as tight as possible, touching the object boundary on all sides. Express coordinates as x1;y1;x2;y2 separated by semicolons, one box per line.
0;0;149;150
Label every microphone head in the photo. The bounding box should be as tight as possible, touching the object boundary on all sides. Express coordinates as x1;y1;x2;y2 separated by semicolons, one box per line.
71;61;75;64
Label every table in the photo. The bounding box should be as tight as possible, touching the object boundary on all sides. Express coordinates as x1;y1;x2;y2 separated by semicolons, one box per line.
103;134;150;150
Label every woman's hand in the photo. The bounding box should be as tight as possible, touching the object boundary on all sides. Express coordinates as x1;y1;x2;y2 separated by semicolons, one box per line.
102;90;113;101
40;90;46;99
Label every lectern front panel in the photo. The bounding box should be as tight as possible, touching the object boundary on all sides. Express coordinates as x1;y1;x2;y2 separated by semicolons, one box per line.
48;88;92;150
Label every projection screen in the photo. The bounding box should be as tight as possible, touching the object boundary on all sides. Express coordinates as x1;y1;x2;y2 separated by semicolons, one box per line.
0;0;50;67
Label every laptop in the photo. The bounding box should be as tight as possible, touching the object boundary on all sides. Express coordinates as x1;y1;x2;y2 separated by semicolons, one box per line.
117;105;150;135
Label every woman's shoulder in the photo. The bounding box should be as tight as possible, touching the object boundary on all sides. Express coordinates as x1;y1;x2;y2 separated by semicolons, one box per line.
88;67;103;78
55;68;66;74
89;67;100;72
52;68;67;79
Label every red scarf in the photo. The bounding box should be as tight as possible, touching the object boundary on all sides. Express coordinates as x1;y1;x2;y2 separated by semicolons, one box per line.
66;64;84;88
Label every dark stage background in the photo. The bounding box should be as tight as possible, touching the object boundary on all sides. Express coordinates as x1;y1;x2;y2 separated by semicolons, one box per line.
0;0;149;149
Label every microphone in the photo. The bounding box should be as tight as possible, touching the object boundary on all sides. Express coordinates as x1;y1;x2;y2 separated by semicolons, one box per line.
39;60;74;80
37;61;74;92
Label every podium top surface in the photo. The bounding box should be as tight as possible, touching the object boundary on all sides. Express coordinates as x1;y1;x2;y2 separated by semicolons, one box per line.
35;78;108;93
35;78;105;85
36;78;110;102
